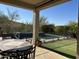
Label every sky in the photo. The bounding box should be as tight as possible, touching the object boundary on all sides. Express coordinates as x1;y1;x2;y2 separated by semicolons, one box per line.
0;0;78;26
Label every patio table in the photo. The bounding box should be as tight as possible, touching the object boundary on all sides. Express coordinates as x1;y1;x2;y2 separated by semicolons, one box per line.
0;39;33;59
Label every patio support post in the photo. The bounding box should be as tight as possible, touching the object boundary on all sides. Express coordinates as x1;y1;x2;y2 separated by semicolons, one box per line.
32;9;40;59
33;9;39;45
77;18;79;59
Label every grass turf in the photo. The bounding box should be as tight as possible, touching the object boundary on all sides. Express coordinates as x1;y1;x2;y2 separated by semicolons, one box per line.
43;39;77;57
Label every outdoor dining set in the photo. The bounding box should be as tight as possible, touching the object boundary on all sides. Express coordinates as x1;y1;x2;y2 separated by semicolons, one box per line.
0;39;35;59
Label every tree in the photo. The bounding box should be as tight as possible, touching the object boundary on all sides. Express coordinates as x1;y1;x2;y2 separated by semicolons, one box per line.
0;10;11;33
7;9;20;21
39;16;48;26
0;9;20;33
55;26;64;35
67;21;78;38
7;9;20;32
68;21;78;33
55;26;70;35
39;16;49;31
41;24;55;34
19;24;26;32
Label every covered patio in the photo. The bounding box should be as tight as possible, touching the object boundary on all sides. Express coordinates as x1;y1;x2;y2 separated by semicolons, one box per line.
0;0;78;59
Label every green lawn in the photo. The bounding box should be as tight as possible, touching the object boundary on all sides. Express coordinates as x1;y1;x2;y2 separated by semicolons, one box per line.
42;39;77;57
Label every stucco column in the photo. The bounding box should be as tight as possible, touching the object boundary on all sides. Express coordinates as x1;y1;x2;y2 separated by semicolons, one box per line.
32;9;39;59
77;17;79;59
33;9;39;45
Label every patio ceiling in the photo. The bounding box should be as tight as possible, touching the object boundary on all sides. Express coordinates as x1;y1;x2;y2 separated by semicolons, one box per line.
0;0;70;10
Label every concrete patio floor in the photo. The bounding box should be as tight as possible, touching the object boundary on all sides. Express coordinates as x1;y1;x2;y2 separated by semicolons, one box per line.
35;47;69;59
